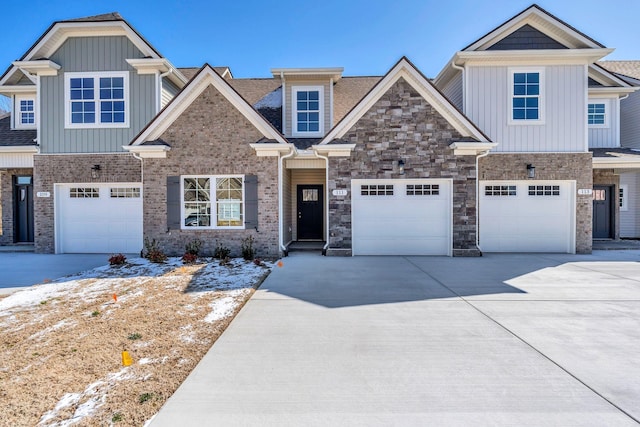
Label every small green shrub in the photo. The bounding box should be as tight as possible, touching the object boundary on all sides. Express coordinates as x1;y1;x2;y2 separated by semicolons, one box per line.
182;252;198;264
112;412;123;422
127;332;142;341
144;238;167;263
241;236;255;261
139;392;155;404
91;310;100;317
213;240;230;260
185;239;203;255
109;253;127;266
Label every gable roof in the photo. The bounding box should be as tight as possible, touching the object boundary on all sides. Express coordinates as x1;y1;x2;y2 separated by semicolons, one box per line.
319;57;490;145
598;61;640;82
130;64;286;146
464;4;604;52
0;116;37;147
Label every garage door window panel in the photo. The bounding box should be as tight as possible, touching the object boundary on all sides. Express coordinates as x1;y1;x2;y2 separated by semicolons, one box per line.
407;184;439;195
528;185;560;196
70;187;99;198
110;187;140;198
485;185;516;196
361;185;394;196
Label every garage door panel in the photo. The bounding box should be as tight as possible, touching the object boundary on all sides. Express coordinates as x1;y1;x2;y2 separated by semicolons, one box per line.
480;181;574;253
57;184;143;254
352;179;451;256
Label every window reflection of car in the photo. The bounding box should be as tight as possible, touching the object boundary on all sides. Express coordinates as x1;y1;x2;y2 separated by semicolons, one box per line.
185;215;202;226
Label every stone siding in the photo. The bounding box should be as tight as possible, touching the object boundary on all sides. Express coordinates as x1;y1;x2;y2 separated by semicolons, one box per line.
328;77;479;256
0;168;33;245
593;168;619;240
33;154;141;253
479;153;593;253
143;85;280;258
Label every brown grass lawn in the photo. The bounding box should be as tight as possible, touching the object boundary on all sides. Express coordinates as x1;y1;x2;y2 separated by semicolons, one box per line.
0;257;270;426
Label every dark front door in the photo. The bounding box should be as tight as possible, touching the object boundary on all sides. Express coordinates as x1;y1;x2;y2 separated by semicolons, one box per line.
297;185;323;240
593;185;613;239
13;176;34;243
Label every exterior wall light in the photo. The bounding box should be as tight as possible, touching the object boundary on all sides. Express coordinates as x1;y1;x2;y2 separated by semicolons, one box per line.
398;159;405;175
526;164;535;179
91;164;101;179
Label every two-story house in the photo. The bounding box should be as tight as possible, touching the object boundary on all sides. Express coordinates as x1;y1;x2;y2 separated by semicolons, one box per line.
1;5;637;258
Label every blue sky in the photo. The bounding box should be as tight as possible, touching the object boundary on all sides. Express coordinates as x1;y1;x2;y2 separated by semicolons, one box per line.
1;0;639;78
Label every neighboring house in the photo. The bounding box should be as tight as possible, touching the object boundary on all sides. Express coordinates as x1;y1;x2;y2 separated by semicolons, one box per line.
0;5;637;257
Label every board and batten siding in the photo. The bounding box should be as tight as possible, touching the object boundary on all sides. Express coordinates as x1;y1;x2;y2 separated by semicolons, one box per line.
440;71;463;111
290;168;325;241
588;97;619;148
620;172;640;237
466;65;587;152
283;79;331;137
40;36;157;153
161;78;180;109
620;83;640;149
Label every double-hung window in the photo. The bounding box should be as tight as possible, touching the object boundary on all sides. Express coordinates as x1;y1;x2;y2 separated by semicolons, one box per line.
587;100;609;127
14;95;36;129
510;68;544;124
182;176;244;229
292;86;323;137
65;72;129;128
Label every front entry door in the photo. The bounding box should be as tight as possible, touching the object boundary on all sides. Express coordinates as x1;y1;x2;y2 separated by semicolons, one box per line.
297;185;323;240
593;185;613;239
13;176;34;243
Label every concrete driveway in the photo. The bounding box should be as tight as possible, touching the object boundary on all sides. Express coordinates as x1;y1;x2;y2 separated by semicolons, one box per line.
151;251;640;426
0;252;113;294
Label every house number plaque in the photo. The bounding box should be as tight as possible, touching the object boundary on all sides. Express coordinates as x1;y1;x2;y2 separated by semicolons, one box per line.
332;189;348;196
36;192;51;198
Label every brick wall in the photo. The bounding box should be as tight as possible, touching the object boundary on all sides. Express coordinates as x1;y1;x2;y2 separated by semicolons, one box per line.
479;152;593;253
328;77;480;256
0;168;33;245
33;154;141;253
143;85;280;258
593;168;619;240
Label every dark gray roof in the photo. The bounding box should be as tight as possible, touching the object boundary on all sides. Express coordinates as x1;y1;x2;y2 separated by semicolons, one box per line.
287;138;322;150
141;139;171;147
62;12;124;22
0;116;37;147
590;147;640;159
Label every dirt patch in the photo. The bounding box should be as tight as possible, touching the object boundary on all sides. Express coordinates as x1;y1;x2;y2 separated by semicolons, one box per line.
0;257;270;426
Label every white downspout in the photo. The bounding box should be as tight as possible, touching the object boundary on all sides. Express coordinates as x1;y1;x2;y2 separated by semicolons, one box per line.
279;146;296;254
313;150;330;254
475;150;490;252
158;69;173;113
280;72;286;136
450;60;465;113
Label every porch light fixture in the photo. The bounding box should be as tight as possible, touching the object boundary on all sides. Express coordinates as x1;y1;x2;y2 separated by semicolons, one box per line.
398;159;405;175
526;164;535;179
91;164;101;179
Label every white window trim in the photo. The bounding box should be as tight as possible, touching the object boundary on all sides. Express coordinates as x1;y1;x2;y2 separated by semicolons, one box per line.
620;184;628;211
14;94;36;130
64;71;130;129
587;98;610;128
180;175;245;230
292;85;324;137
508;67;545;126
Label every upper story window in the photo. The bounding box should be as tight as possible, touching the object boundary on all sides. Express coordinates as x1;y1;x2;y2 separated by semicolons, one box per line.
292;86;323;137
509;68;544;124
64;72;129;129
588;100;609;128
14;95;36;129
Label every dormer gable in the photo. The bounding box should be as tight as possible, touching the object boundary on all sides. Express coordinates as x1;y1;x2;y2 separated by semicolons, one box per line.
270;67;343;139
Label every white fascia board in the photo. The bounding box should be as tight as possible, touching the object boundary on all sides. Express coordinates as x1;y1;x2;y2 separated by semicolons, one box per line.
127;58;188;86
589;64;633;87
270;67;344;80
123;144;170;158
320;59;488;144
449;141;498;155
592;157;640;169
0;146;39;153
132;68;286;146
589;87;639;97
312;144;355;157
455;48;614;66
249;143;295;157
0;85;37;96
12;60;61;76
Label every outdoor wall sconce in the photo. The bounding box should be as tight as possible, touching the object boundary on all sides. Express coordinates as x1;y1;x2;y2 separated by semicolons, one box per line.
398;159;405;175
526;164;535;179
91;164;101;179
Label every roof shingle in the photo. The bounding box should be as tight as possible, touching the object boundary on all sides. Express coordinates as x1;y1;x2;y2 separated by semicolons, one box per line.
0;116;37;147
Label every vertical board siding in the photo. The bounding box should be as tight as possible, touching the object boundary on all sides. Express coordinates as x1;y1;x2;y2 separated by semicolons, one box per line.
284;79;330;137
467;65;586;152
621;89;640;149
290;169;326;241
41;36;156;153
161;78;180;109
440;72;463;111
588;97;619;148
620;172;639;237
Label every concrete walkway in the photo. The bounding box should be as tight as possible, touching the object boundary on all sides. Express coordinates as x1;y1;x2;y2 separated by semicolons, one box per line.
151;251;640;426
0;253;114;294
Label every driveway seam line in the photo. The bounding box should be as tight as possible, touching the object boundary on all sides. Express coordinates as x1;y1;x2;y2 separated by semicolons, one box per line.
404;256;640;425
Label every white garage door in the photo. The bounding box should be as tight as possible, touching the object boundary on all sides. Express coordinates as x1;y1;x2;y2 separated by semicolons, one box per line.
480;181;575;253
352;179;452;256
56;184;143;253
